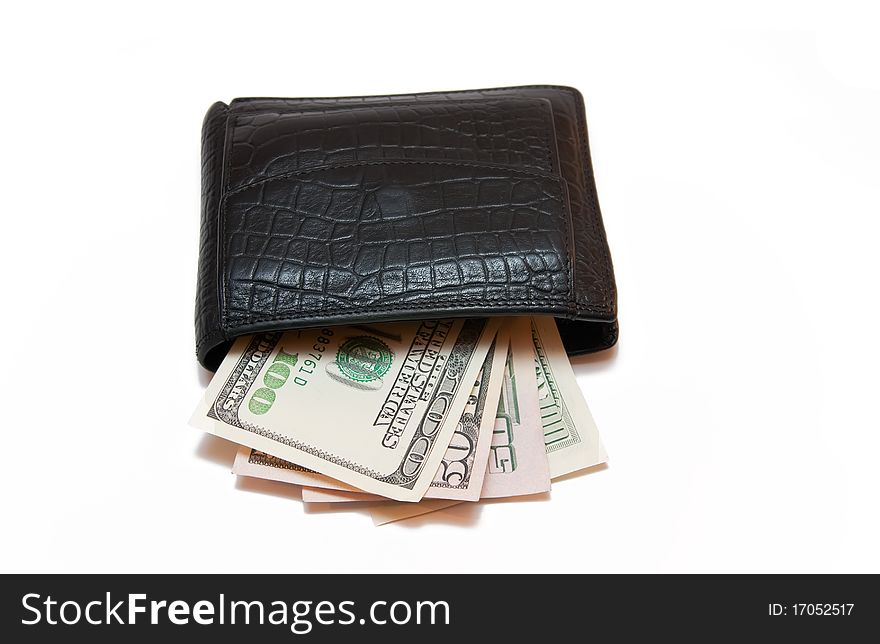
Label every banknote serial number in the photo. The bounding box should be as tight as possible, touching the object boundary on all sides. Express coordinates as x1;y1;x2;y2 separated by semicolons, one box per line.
294;328;335;386
768;603;854;616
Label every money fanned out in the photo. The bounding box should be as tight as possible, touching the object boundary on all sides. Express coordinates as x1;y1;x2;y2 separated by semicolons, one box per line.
191;316;608;523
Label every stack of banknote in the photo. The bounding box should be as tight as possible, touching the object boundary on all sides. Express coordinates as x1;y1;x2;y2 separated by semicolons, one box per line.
190;316;607;525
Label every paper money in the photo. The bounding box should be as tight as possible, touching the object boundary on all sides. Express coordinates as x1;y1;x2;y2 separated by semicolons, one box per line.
191;318;500;501
480;317;551;498
239;319;554;502
423;329;508;500
206;315;608;523
233;329;509;501
366;315;607;524
354;317;555;502
531;316;608;478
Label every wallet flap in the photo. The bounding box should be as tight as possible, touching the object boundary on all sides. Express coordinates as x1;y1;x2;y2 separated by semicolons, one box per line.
196;86;617;370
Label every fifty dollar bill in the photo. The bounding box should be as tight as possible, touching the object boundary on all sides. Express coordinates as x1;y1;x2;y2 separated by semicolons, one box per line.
366;315;607;523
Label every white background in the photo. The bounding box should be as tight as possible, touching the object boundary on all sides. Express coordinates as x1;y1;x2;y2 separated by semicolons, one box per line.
2;1;878;573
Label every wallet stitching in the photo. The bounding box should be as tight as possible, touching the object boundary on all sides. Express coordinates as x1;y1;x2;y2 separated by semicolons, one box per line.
226;97;557;192
221;159;560;199
218;107;231;338
230;97;549;123
232;85;591;107
567;89;614;312
232;96;549;111
225;299;575;328
201;293;615;351
219;106;237;332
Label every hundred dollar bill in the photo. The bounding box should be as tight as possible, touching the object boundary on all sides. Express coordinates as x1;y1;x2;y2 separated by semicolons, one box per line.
192;318;500;501
237;329;509;501
531;316;608;478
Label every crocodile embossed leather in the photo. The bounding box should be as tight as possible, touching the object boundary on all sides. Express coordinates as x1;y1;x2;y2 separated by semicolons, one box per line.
196;86;617;370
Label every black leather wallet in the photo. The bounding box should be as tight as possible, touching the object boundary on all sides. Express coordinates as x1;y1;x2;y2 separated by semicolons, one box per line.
196;85;617;370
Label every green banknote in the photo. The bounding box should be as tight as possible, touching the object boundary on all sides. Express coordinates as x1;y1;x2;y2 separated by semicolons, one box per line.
191;318;500;501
